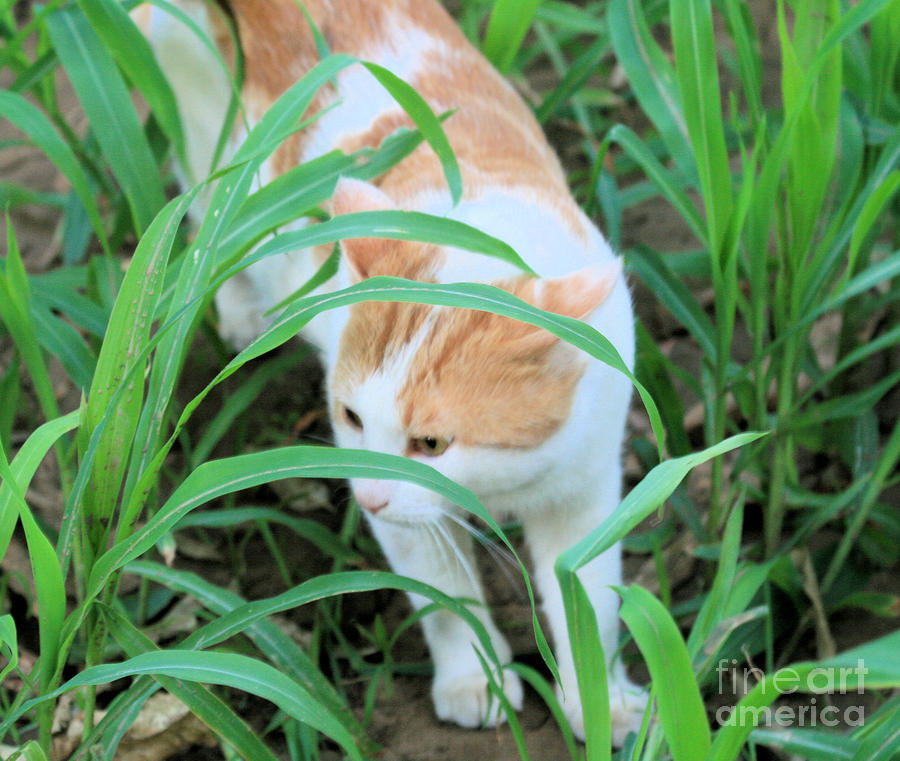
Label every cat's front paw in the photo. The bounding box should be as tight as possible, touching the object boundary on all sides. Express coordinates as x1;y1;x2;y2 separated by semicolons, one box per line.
432;670;524;729
557;678;647;746
608;679;648;747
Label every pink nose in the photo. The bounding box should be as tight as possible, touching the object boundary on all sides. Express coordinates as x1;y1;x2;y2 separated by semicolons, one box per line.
356;495;388;514
353;479;391;514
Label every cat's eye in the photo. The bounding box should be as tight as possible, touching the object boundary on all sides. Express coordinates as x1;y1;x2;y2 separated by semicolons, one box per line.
411;436;451;456
341;405;363;431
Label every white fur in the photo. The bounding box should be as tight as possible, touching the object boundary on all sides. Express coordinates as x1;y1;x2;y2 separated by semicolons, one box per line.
300;24;446;164
330;274;643;739
143;1;646;743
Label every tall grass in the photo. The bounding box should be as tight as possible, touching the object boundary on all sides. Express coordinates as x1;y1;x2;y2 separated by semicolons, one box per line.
1;1;899;761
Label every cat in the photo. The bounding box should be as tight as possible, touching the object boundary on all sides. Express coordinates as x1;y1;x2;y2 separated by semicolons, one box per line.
137;0;647;744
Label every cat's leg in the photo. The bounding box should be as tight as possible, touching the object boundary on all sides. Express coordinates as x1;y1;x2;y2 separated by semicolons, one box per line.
367;515;524;728
523;485;647;746
214;271;266;350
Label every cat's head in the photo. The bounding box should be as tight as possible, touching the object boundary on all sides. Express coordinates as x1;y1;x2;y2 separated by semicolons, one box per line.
327;178;621;524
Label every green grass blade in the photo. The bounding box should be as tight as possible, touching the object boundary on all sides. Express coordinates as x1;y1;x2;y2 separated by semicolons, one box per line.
0;356;20;459
79;191;196;529
0;614;18;684
2;650;364;761
608;0;692;177
241;209;536;275
780;0;842;262
362;61;462;205
217;150;356;263
66;679;160;761
0;446;66;710
0;219;61;426
735;249;900;389
536;34;608;124
869;0;900;119
174;507;359;562
124;54;357;504
76;0;185;161
846;170;900;277
141;0;247;178
60;181;96;265
559;572;612;760
720;0;763;127
207;277;662;452
749;728;857;760
607;124;706;244
101;606;291;761
0;91;108;252
482;0;541;73
634;328;692;459
786;369;900;432
799;322;900;406
125;560;365;731
812;0;897;87
6;741;51;761
0;181;66;210
850;702;900;761
554;434;762;760
0;410;81;565
821;416;900;594
534;1;607;34
508;663;580;761
90;447;515;601
669;0;732;254
708;630;900;761
214;118;438;268
686;496;744;658
627;245;716;360
78;444;548;682
121;565;517;741
27;299;96;391
130;567;506;690
558;432;766;573
619;585;711;760
32;270;108;338
45;5;166;233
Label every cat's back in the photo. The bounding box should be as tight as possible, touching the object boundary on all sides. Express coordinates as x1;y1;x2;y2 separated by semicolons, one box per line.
139;0;622;284
234;0;572;208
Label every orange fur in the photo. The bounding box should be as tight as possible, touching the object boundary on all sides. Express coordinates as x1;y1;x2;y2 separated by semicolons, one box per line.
399;305;586;448
223;0;589;240
330;261;616;449
397;269;615;448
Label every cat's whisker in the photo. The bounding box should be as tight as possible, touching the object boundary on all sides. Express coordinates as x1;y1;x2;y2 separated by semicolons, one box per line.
425;521;455;577
431;517;481;599
441;511;523;593
446;513;517;566
296;433;334;446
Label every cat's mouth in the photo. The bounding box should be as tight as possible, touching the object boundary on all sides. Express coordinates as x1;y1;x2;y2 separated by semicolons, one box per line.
362;500;460;528
368;510;441;527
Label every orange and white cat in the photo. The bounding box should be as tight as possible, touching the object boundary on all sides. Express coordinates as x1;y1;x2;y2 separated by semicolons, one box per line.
138;0;646;744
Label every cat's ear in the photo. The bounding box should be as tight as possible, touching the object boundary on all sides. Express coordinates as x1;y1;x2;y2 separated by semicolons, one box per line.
331;178;397;283
519;260;622;320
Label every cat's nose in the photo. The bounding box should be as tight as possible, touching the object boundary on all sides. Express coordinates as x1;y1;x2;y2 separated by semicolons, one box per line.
353;480;390;514
357;496;388;514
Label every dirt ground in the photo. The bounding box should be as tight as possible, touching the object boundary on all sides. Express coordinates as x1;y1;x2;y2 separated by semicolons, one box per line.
2;3;898;761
